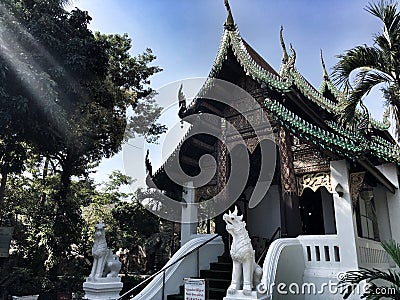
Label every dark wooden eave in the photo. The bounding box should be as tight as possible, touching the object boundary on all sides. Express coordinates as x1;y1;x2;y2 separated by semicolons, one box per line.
356;158;396;193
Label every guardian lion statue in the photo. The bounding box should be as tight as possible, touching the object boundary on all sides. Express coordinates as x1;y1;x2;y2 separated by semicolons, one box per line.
223;207;262;296
89;222;121;279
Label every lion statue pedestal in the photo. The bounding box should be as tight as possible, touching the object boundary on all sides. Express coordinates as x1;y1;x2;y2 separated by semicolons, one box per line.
83;222;123;300
222;207;269;300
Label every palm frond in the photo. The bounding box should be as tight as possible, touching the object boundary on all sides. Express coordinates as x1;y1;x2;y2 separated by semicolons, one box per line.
332;46;388;88
382;240;400;268
337;99;359;129
366;0;400;41
367;1;400;77
337;71;391;126
339;268;400;299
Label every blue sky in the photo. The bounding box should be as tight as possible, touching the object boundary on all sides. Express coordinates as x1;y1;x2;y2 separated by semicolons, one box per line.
68;0;389;189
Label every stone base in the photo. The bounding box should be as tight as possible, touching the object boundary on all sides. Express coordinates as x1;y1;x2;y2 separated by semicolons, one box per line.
223;290;270;300
83;277;123;300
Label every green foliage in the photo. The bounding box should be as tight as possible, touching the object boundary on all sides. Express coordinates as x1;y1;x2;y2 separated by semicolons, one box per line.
332;0;400;137
0;0;168;295
0;0;164;203
0;0;166;282
338;240;400;299
3;164;164;294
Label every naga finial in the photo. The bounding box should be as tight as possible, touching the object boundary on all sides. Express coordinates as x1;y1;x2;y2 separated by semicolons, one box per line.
280;26;289;64
320;49;329;80
357;100;371;134
289;43;296;64
382;106;391;127
224;0;235;31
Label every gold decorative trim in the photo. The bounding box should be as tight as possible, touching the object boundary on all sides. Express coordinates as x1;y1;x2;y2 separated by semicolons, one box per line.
245;137;259;154
350;172;366;205
297;172;332;196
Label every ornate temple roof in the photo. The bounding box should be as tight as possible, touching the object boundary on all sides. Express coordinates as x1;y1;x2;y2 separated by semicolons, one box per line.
206;5;398;163
148;1;400;190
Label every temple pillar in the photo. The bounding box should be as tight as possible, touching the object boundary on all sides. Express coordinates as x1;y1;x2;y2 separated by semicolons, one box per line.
181;182;197;246
376;163;400;243
281;193;302;237
330;160;358;268
277;127;302;237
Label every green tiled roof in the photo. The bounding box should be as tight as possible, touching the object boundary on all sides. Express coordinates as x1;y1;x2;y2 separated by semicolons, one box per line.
207;27;391;132
203;27;399;165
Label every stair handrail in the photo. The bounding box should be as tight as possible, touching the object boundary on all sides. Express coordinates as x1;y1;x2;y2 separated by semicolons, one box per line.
256;227;281;265
118;234;220;300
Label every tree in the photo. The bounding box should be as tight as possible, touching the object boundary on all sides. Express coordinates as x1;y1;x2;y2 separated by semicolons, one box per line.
332;0;400;136
2;165;162;294
338;240;400;299
0;0;164;199
0;139;26;220
0;0;165;265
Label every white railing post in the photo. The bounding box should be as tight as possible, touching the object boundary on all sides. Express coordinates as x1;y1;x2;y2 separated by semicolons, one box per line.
181;181;197;246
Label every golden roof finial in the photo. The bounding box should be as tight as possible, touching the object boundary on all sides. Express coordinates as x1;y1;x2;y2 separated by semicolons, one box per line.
280;26;289;63
224;0;235;30
320;49;329;80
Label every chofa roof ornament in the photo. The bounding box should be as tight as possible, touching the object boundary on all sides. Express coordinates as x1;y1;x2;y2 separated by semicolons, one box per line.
320;49;329;81
280;26;289;64
224;0;235;31
279;26;296;80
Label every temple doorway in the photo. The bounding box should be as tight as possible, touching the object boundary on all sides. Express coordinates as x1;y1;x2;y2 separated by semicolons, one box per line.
299;189;324;235
298;187;336;235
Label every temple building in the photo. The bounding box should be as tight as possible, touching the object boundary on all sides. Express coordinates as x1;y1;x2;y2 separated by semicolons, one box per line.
134;2;400;299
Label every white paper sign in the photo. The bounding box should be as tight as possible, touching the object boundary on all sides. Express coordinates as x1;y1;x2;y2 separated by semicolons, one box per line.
184;278;205;300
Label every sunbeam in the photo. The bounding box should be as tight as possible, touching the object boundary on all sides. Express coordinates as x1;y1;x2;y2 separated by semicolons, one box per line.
0;2;86;141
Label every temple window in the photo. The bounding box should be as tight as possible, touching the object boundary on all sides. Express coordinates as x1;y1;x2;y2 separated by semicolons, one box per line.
356;187;380;241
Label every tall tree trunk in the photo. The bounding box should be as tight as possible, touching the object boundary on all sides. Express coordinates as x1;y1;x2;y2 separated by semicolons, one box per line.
50;157;75;275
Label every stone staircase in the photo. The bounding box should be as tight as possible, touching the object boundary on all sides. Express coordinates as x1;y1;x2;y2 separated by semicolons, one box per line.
167;255;232;300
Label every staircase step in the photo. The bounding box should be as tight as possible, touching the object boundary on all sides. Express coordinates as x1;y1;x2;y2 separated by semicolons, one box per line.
218;256;232;264
167;256;233;299
210;262;232;271
207;278;231;289
167;295;183;300
208;287;227;298
200;269;231;280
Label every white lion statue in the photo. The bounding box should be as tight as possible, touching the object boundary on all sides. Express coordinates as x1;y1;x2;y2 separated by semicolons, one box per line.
89;222;122;279
223;206;262;296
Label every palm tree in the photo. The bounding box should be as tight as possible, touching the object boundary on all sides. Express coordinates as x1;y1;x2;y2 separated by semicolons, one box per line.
332;0;400;137
338;240;400;299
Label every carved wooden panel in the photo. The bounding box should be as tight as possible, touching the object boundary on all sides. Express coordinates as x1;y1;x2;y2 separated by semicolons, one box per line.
350;172;366;205
226;108;266;133
292;136;331;175
278;127;297;194
297;172;332;196
216;120;228;198
196;185;218;201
